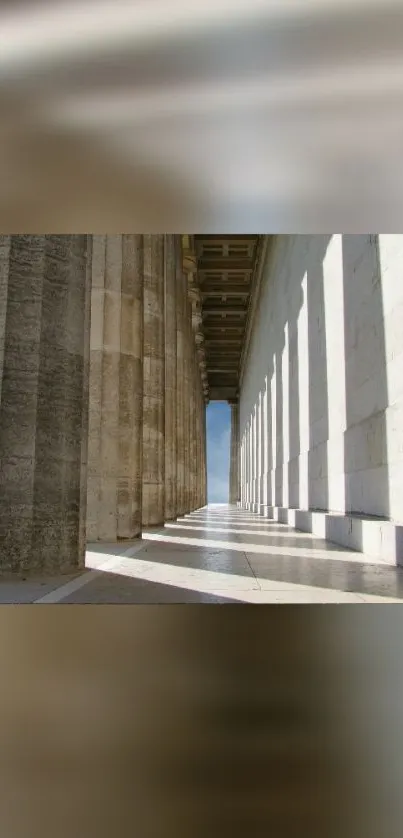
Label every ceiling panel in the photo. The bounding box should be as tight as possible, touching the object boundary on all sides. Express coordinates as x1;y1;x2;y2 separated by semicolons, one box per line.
195;234;259;401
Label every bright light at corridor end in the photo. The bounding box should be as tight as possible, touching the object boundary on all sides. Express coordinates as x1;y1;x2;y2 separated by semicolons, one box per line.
1;0;403;231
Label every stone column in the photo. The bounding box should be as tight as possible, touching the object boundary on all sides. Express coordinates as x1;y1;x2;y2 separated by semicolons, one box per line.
200;387;207;508
182;234;207;514
188;348;195;512
201;394;206;508
202;398;207;506
195;372;202;510
229;402;240;505
193;355;199;510
79;236;92;559
142;235;165;526
86;236;143;542
176;242;186;518
182;295;191;514
119;235;144;537
0;235;89;574
164;235;177;522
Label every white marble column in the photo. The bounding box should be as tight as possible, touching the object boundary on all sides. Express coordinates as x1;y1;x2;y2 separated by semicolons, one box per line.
229;402;240;505
86;235;144;541
142;235;165;526
0;235;90;573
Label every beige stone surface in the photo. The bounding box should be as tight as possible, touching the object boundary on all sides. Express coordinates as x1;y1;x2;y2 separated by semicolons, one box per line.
87;235;143;541
142;235;165;526
175;248;186;517
1;505;401;603
164;235;177;521
183;294;192;514
3;232;403;577
0;235;89;573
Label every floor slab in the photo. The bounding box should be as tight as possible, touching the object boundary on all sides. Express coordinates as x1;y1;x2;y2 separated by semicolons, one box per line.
2;505;403;603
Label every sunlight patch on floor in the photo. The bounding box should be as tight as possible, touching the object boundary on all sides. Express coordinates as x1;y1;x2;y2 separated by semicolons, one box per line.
86;550;379;602
165;523;318;538
142;530;380;564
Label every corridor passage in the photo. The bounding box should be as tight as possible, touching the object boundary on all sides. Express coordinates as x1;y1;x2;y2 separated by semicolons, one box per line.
2;506;403;603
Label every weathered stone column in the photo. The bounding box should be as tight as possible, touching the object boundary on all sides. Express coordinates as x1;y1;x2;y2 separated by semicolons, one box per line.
190;349;197;511
229;401;240;505
182;234;209;513
119;235;144;537
200;386;206;508
0;235;90;574
202;398;208;506
164;235;177;521
86;235;143;542
176;242;186;518
200;393;206;508
183;295;191;514
182;235;193;515
142;235;165;526
79;236;92;559
195;372;202;510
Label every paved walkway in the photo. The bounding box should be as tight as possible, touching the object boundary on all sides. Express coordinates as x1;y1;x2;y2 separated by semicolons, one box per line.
2;504;402;603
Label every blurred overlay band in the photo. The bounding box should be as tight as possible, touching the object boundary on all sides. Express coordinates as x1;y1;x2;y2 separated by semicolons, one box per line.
1;0;403;231
0;608;403;837
1;4;403;836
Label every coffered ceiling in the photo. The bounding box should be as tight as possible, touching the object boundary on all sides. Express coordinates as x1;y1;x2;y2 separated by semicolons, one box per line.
194;234;259;401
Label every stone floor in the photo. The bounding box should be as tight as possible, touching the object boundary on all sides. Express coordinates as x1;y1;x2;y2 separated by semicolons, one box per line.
2;504;403;603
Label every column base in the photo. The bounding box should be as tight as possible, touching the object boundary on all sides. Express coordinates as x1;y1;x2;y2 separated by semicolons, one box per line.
241;503;403;566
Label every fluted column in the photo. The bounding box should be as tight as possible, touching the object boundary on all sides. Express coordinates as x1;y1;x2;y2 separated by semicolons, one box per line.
164;235;177;521
195;371;202;510
190;348;197;511
200;386;206;508
176;243;186;518
198;379;208;509
0;235;89;573
86;235;143;542
142;235;165;526
79;236;92;558
229;402;240;505
183;294;191;514
202;398;207;506
182;234;206;514
193;355;199;510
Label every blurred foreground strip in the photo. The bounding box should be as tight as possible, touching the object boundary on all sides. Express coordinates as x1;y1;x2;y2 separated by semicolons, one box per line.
0;608;402;837
1;0;403;231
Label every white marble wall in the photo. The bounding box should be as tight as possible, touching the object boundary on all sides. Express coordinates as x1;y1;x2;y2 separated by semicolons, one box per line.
240;235;403;526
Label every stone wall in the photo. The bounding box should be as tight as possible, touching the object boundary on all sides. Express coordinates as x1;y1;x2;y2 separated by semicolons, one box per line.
240;235;403;530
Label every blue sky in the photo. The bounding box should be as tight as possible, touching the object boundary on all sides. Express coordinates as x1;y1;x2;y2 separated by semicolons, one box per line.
206;402;230;503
